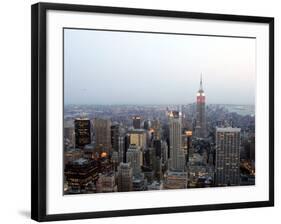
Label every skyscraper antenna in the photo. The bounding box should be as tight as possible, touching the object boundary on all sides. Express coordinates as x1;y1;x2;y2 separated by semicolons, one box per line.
200;73;203;90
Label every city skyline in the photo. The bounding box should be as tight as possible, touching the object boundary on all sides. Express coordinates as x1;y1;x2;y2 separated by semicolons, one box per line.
64;29;256;105
64;102;255;193
63;28;255;195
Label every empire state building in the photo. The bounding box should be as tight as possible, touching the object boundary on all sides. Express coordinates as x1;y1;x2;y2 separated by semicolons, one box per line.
195;75;206;138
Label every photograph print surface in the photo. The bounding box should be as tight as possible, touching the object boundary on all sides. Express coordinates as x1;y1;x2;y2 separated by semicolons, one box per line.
63;28;256;194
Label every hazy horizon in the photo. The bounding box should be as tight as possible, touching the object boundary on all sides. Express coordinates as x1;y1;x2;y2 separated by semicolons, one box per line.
64;29;256;105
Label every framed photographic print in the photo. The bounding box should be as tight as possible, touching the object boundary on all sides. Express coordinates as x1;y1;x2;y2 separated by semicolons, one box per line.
31;2;274;222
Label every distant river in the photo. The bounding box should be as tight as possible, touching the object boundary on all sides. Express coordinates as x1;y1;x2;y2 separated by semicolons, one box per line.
222;104;255;116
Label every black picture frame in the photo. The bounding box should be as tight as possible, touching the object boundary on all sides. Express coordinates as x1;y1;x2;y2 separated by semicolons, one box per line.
31;2;274;222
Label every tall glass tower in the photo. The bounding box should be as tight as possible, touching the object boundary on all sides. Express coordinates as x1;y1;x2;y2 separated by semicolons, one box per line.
168;111;185;171
215;127;241;186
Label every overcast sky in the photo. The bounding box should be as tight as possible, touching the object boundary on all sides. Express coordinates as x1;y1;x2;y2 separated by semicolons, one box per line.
64;28;256;105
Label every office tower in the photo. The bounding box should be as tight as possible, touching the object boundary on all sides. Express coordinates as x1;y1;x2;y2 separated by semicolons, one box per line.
147;147;156;168
118;136;125;163
110;124;120;152
151;139;162;180
129;129;147;150
168;111;185;171
215;127;241;186
64;148;83;166
151;119;161;140
142;166;154;183
185;131;192;163
143;120;151;130
83;144;95;159
94;118;111;153
163;171;188;189
74;118;91;149
147;181;163;190
145;147;160;178
118;162;133;192
111;151;119;171
64;120;75;148
143;148;150;167
123;134;130;163
132;175;146;191
132;116;141;129
161;141;168;164
249;136;255;161
64;158;99;193
126;145;142;175
195;75;207;138
98;156;114;174
153;139;161;158
96;172;117;193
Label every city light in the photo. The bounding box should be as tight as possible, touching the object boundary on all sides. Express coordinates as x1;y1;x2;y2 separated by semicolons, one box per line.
100;152;107;158
185;131;192;137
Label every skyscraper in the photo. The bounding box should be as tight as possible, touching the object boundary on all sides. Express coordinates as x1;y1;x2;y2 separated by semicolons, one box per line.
163;171;188;189
122;134;131;163
129;129;147;151
143;120;151;130
118;135;125;163
215;127;241;186
151;119;161;140
110;124;120;152
168;111;185;171
152;140;162;181
118;162;133;192
74;118;91;149
126;145;142;176
96;173;117;193
94;118;111;153
195;75;207;138
132;116;141;129
64;120;75;148
64;158;98;193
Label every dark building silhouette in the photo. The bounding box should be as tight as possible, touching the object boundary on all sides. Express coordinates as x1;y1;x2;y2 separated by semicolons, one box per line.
64;158;98;193
123;134;130;163
132;116;141;129
74;118;91;149
111;124;120;152
153;139;161;158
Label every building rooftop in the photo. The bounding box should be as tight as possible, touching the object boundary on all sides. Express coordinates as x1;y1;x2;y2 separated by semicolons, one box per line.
75;117;90;121
128;144;141;150
168;111;181;118
65;148;81;153
129;129;146;133
216;127;241;132
166;171;187;176
119;162;131;168
132;116;141;119
84;144;94;150
99;172;115;177
148;181;162;187
71;158;88;165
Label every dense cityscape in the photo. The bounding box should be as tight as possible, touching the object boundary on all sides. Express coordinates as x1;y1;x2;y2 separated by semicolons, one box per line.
63;77;255;194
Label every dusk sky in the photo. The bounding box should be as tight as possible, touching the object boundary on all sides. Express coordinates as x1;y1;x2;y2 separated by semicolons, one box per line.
64;28;256;105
